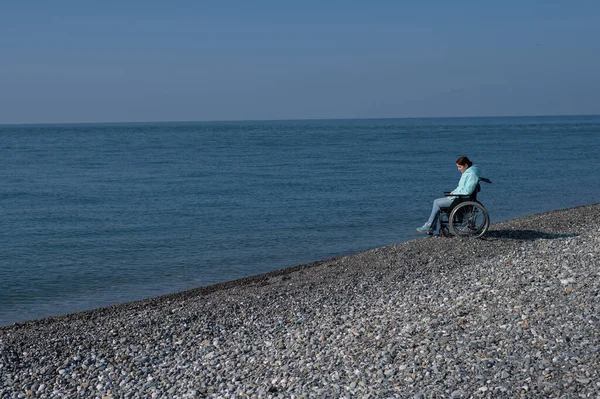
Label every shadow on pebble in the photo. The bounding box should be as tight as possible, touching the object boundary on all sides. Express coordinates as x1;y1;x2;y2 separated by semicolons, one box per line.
483;230;579;241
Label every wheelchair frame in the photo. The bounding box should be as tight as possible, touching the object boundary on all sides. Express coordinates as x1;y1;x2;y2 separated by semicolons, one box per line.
435;177;492;238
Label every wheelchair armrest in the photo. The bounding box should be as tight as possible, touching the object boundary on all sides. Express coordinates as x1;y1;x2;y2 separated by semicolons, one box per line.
443;192;471;197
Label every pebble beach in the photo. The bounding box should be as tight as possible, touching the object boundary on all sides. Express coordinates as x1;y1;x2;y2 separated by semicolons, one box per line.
1;204;599;398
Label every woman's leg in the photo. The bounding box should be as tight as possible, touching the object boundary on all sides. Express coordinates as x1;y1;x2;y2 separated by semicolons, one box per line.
426;197;454;228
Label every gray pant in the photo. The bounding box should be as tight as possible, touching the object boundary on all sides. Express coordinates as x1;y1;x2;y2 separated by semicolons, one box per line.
427;197;454;228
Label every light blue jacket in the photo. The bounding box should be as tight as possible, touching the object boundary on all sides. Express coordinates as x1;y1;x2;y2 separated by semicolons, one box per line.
451;165;480;196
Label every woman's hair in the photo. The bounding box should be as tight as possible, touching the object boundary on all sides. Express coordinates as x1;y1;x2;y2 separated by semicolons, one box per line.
456;156;473;167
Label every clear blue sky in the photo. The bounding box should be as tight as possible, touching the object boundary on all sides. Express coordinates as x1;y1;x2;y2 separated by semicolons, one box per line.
2;1;599;124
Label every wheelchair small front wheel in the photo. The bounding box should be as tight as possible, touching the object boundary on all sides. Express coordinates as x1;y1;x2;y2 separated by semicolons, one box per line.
440;226;451;237
449;201;490;238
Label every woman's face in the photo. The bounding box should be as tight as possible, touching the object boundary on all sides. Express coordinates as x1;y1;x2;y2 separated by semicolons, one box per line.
457;163;468;173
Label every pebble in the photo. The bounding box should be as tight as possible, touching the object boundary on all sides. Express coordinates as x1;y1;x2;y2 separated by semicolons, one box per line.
1;204;599;398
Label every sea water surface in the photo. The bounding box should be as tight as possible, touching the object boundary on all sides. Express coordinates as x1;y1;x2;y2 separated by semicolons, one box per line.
1;116;599;325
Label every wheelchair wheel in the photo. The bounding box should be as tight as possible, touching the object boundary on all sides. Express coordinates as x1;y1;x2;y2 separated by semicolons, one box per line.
449;201;489;238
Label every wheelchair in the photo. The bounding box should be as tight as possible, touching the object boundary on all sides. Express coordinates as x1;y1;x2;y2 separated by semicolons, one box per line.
435;178;492;238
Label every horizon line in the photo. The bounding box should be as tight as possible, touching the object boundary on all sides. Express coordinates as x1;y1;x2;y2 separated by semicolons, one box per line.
1;113;599;127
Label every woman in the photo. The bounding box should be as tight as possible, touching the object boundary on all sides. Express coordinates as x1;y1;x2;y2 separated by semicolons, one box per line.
416;156;480;234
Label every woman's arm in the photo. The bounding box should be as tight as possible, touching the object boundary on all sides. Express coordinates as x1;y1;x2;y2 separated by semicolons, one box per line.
451;170;479;195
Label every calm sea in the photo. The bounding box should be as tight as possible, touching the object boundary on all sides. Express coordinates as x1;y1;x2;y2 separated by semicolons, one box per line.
1;116;599;325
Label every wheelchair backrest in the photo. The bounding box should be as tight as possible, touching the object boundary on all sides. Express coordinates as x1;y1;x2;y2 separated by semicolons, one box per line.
470;183;481;201
443;177;491;212
470;178;491;201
